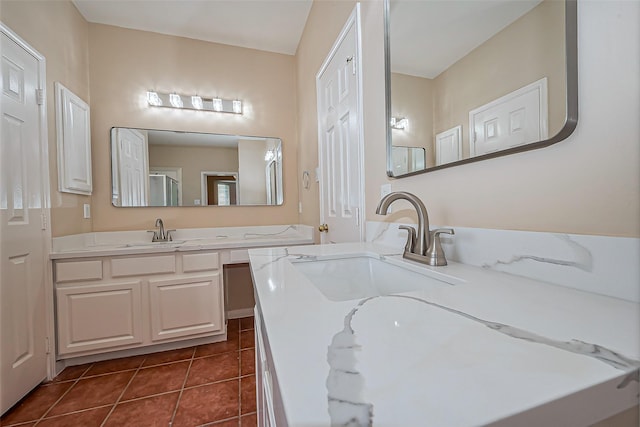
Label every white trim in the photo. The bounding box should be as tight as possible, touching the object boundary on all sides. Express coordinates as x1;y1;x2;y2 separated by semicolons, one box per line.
227;308;254;319
315;4;365;242
469;77;549;157
1;22;55;380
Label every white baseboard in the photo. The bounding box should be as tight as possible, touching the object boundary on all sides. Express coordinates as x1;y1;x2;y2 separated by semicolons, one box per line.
227;308;254;319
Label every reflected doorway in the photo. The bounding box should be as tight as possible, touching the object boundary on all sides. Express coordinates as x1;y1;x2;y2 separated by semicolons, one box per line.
201;172;239;206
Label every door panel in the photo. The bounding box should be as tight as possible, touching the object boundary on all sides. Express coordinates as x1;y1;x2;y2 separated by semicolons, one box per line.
317;7;363;244
470;78;548;157
56;282;143;354
1;27;48;415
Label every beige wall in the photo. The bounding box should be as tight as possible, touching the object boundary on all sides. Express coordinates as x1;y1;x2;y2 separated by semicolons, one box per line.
148;145;238;206
390;72;434;166
1;0;92;237
88;24;298;231
296;0;639;238
237;140;268;205
433;0;566;159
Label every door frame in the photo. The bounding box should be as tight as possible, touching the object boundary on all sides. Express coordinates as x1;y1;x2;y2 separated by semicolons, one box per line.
0;22;55;386
315;4;365;243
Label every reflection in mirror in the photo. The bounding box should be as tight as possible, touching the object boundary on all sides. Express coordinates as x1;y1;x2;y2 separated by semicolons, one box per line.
392;146;426;175
385;0;577;177
111;128;283;207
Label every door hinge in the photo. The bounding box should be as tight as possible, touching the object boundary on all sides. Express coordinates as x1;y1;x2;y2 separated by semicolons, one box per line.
347;56;355;75
41;213;47;230
45;337;51;354
355;207;360;226
36;88;44;106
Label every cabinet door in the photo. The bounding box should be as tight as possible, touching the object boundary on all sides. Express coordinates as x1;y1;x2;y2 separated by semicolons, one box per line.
149;274;223;341
56;281;143;355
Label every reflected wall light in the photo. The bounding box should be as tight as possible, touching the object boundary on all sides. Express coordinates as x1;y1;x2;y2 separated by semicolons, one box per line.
146;91;243;114
390;116;408;130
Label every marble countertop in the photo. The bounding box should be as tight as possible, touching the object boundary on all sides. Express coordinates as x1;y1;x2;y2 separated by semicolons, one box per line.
50;225;314;259
248;242;640;426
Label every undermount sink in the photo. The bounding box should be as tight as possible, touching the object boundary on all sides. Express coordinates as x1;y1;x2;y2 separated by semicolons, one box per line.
292;256;455;302
122;240;185;248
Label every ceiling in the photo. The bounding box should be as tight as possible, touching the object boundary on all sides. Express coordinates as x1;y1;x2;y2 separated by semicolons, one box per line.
72;0;544;78
72;0;313;55
390;0;542;78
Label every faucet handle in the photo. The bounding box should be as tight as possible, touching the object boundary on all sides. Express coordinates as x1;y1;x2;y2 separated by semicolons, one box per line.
426;228;455;266
147;230;159;242
398;225;417;254
165;229;176;241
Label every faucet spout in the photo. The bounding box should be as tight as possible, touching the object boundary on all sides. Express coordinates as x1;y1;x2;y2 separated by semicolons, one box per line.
375;191;430;255
154;218;165;241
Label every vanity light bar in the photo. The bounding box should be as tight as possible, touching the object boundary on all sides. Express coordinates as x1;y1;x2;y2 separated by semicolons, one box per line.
390;116;408;130
146;91;243;114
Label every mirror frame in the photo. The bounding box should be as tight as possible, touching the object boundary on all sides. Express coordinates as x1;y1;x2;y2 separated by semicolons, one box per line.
384;0;578;177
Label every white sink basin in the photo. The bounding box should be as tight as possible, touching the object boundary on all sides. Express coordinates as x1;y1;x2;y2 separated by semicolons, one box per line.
122;240;185;248
292;256;454;302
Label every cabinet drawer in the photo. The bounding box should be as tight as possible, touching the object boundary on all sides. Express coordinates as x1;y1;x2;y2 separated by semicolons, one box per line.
182;252;219;273
55;260;103;283
56;281;143;355
111;255;175;277
149;274;223;341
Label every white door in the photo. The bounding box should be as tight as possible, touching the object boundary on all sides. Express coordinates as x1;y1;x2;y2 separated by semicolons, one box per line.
435;125;462;165
113;127;149;206
1;24;50;414
316;5;364;244
470;77;548;157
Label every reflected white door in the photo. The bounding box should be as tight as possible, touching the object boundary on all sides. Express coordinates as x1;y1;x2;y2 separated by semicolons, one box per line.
113;128;149;206
435;125;462;165
316;5;364;244
470;78;548;157
1;25;49;414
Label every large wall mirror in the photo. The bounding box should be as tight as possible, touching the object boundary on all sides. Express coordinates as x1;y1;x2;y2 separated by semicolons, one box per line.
111;128;283;207
385;0;577;177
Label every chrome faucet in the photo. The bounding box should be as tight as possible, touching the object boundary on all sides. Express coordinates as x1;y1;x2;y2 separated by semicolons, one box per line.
149;218;174;242
375;192;454;266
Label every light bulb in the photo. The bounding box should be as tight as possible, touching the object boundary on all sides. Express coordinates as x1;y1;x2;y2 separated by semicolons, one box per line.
169;93;183;108
147;91;162;106
212;98;223;112
191;95;203;109
233;99;242;114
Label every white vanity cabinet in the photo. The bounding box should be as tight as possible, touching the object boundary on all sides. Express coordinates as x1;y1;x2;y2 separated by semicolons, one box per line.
54;251;224;358
255;306;287;427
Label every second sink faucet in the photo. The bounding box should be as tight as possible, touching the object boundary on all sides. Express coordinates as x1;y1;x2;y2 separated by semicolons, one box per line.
375;192;454;266
149;218;175;242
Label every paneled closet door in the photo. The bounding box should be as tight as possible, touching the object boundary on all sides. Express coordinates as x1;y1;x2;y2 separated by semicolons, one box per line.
1;24;50;415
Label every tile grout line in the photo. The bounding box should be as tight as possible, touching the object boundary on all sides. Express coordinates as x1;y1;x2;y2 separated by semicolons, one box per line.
169;346;197;426
32;363;94;426
99;356;148;427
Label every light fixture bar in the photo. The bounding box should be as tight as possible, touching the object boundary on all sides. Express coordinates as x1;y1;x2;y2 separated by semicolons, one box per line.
146;91;243;114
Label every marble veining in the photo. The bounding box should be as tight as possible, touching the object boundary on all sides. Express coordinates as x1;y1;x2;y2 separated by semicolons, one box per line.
326;299;374;426
366;221;640;302
327;293;640;425
481;234;593;272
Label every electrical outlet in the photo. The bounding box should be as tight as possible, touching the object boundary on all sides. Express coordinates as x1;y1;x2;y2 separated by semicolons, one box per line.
83;204;91;219
380;184;392;213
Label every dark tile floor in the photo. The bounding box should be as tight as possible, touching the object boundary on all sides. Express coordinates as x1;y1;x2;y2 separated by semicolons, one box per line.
1;317;257;427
